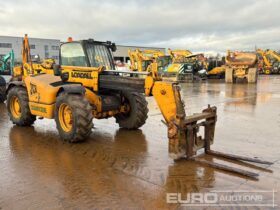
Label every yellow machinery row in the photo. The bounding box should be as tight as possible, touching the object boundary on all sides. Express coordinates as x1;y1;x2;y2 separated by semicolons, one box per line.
128;48;208;81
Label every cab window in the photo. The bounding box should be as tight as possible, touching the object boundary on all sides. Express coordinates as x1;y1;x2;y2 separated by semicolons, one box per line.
61;43;87;66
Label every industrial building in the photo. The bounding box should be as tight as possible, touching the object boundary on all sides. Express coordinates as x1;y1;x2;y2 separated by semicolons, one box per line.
0;36;60;63
0;36;165;65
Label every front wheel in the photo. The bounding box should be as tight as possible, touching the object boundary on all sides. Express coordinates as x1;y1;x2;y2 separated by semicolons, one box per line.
7;86;36;126
55;93;93;142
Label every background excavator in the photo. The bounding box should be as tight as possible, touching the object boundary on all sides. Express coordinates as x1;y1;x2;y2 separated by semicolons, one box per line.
128;48;196;81
207;56;226;79
256;49;280;74
168;49;208;80
128;49;171;73
0;50;15;103
5;34;272;180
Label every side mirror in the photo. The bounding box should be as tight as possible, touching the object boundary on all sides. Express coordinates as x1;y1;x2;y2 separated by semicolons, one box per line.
111;43;117;52
53;64;61;76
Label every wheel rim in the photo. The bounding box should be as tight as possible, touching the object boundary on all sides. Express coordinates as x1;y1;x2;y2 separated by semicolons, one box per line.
58;103;73;132
10;96;21;118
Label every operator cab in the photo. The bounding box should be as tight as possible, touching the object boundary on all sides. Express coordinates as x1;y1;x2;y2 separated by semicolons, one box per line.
156;56;172;72
60;39;117;70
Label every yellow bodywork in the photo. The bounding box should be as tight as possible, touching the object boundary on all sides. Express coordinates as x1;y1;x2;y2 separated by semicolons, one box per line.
152;81;179;122
13;35;56;79
256;49;280;74
61;65;103;91
168;49;208;71
128;48;166;72
58;103;73;132
225;50;258;82
24;74;61;118
208;66;225;75
9;96;22;119
22;64;180;123
168;49;192;62
8;34;217;160
233;67;247;78
166;63;182;73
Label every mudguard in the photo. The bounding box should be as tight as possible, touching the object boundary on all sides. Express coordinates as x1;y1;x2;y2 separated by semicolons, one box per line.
58;85;86;95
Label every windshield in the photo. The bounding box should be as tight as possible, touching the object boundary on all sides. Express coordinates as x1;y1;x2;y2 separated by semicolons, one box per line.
61;42;87;66
156;56;172;71
85;43;114;70
60;42;115;70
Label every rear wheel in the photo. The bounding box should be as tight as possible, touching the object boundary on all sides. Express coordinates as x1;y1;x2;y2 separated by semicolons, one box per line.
55;93;93;142
115;91;148;129
247;68;258;83
0;76;6;103
225;68;234;83
7;86;36;126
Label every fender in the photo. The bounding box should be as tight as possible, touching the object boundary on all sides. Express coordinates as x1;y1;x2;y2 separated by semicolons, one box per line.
6;81;24;94
57;84;86;96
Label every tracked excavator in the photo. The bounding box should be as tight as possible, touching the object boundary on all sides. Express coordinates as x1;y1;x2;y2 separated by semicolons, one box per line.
6;35;272;180
168;49;208;80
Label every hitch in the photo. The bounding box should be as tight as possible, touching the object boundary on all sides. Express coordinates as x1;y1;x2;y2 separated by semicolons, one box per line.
168;105;273;180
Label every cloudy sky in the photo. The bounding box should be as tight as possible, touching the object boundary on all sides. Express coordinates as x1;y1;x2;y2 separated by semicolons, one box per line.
0;0;279;52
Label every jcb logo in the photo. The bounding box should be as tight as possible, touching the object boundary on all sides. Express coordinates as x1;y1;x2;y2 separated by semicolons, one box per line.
71;72;93;79
30;83;37;95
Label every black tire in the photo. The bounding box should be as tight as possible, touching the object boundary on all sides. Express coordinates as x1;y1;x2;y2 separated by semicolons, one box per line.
7;86;36;126
55;93;93;142
115;91;148;129
0;76;6;103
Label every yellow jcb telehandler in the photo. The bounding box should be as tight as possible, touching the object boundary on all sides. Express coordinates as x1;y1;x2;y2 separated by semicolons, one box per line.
6;35;272;179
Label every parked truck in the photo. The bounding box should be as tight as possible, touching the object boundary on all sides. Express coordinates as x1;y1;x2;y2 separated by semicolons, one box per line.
225;51;258;83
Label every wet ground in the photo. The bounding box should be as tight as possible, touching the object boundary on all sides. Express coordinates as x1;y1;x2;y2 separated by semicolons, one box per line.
0;75;280;210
